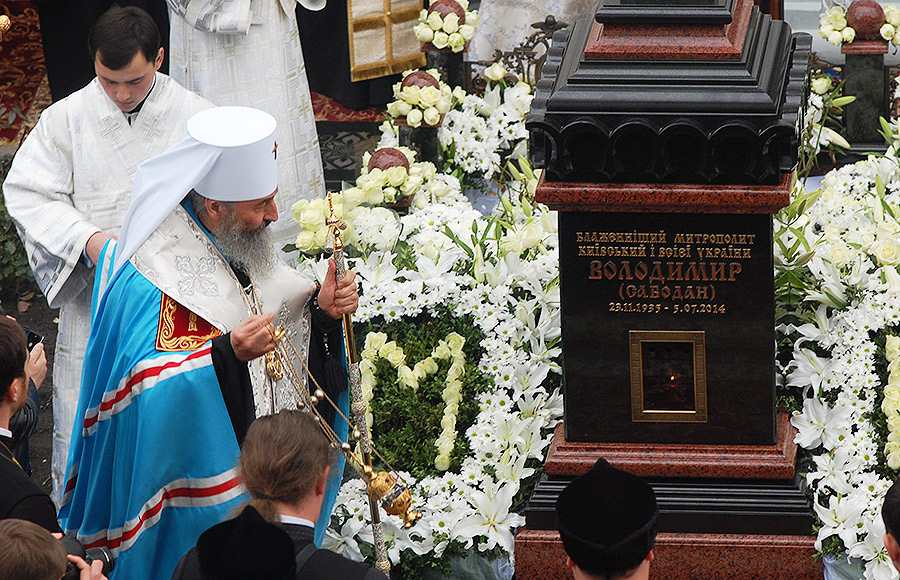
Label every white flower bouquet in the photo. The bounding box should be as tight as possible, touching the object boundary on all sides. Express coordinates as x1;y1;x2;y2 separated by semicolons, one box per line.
778;155;900;580
414;0;478;53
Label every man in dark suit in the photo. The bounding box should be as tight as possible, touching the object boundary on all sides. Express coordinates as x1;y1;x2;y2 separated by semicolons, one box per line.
171;410;385;580
0;316;59;533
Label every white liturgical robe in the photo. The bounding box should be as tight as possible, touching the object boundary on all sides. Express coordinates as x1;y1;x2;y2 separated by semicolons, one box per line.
168;0;325;251
2;73;212;501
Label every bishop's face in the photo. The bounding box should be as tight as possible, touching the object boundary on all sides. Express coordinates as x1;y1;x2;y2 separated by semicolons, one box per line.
94;47;163;112
227;191;280;233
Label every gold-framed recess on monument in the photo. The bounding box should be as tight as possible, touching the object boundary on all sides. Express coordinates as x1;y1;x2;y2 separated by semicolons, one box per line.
629;330;708;423
347;0;426;81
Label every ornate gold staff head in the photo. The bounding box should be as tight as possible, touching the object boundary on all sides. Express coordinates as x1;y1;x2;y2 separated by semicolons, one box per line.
324;190;347;255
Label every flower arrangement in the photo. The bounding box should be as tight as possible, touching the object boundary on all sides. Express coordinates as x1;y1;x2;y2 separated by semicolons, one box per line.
798;72;854;177
296;170;562;577
361;331;468;471
346;146;435;207
819;2;900;46
386;69;465;128
290;195;403;256
414;0;478;53
380;63;533;187
778;154;900;580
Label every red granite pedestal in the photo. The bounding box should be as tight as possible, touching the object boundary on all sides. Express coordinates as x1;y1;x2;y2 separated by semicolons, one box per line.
514;415;821;579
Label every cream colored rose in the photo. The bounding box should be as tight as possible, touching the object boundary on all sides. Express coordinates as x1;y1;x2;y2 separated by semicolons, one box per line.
467;10;478;26
295;230;317;253
448;360;465;378
415;23;435;43
366;332;388;352
385;165;408;187
386;101;405;117
427;10;444;30
434;342;451;359
299;208;324;231
440;414;457;430
342;186;365;209
448;32;465;52
820;24;834;39
811;77;831;95
484;62;506;82
445;332;465;351
400;84;421;105
432;31;450;49
401;174;423;195
883;23;897;40
428;180;451;198
386;348;406;367
828;30;843;45
874;239;900;265
423;107;441;126
407;109;423;127
459;24;475;40
397;365;417;389
436;438;454;454
434;454;450;471
291;198;309;222
828;244;852;268
365;186;385;206
313;226;328;248
418;85;441;108
378;340;398;357
436;96;452;114
443;12;459;33
842;26;856;42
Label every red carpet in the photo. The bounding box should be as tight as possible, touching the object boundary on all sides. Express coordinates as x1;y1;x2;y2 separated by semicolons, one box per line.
0;1;46;146
312;91;385;123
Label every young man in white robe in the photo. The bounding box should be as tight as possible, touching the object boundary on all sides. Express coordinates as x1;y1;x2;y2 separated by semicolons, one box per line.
167;0;327;243
2;5;213;501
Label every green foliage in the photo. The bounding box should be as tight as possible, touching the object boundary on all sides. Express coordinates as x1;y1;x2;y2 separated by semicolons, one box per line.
0;156;34;301
359;308;493;480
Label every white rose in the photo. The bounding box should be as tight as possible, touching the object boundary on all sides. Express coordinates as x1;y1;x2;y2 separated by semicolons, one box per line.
365;186;385;205
407;108;423;127
484;62;506;82
314;226;328;249
432;31;450;49
365;332;388;352
828;30;844;45
400;84;421;105
443;12;459;33
448;32;465;52
291;199;309;223
875;239;900;265
342;186;365;209
428;180;451;198
459;24;475;40
520;222;544;249
828;244;852;268
386;100;405;117
386;165;408;186
396;100;412;116
295;230;317;253
299;208;324;231
426;10;444;30
386;348;406;367
820;24;835;39
423;106;441;126
418;85;441;108
436;96;453;114
467;11;478;26
434;454;451;471
842;26;855;42
401;174;423;195
415;23;435;43
884;23;897;40
811;77;831;95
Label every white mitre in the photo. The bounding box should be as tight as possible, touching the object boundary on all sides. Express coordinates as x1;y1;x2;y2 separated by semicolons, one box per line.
114;106;278;273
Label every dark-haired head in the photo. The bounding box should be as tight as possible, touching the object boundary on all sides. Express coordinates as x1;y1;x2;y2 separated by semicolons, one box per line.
89;5;161;70
0;316;26;401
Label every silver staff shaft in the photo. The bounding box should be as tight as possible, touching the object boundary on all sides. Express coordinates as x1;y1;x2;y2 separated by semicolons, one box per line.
332;241;390;574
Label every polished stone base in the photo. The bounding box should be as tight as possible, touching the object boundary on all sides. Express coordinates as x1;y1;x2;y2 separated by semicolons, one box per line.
514;529;822;580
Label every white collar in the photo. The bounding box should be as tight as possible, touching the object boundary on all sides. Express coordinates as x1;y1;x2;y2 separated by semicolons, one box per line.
279;514;315;528
0;427;11;439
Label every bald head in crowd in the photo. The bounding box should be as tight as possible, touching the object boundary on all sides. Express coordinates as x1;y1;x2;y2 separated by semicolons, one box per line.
556;458;659;580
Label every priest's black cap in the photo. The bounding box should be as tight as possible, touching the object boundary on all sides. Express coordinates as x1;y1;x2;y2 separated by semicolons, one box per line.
556;458;659;576
197;505;295;580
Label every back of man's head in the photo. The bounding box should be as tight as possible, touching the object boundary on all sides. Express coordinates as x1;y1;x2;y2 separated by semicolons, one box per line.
0;519;67;580
0;316;26;401
88;5;161;70
883;479;900;568
557;458;659;580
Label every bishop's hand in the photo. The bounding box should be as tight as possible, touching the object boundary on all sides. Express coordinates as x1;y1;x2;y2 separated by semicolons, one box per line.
318;258;359;319
231;312;276;362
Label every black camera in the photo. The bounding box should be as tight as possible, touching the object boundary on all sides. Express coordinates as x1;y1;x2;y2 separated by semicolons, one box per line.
60;535;115;580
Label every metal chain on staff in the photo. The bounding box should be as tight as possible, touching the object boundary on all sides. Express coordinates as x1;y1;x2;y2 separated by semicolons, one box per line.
245;191;422;574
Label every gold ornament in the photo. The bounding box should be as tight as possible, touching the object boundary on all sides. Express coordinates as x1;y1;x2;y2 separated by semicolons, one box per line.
0;16;10;42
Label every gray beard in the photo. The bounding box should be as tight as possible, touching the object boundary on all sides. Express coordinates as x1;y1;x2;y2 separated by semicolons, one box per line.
214;218;276;281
